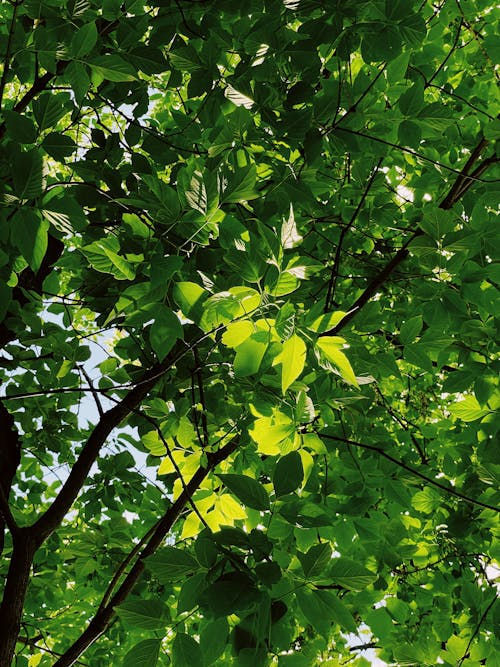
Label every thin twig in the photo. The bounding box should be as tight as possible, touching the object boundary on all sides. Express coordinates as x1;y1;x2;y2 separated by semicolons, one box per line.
427;19;464;85
324;157;383;310
320;433;500;513
457;592;498;666
79;366;104;418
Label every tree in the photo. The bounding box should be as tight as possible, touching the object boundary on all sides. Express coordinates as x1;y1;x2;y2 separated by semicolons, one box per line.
0;0;498;665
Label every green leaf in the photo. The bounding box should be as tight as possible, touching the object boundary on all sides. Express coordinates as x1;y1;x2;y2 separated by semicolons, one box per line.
398;81;424;117
314;590;357;633
200;618;229;665
33;93;69;131
3;110;37;143
316;337;359;388
42;133;77;160
411;487;441;514
398;120;422;148
273;451;304;497
144;547;199;582
329;557;377;591
0;283;12;323
218;474;270;511
233;332;269;378
11;148;44;198
71;22;98;58
150;306;183;361
10;209;48;272
399;315;423;345
172;633;203;667
80;238;136;280
116;599;169;630
122;639;161;667
173;282;208;317
89;55;138;82
177;573;206;614
222;165;258;203
272;334;306;393
298;542;332;579
281;204;303;249
449;395;491;422
307;311;346;334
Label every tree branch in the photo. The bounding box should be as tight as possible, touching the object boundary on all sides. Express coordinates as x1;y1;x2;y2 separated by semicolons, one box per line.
320;432;500;513
325;157;383;311
29;358;175;543
0;400;21;554
323;134;493;336
51;438;239;667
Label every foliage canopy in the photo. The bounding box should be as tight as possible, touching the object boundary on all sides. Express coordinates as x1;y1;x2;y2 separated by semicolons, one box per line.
0;1;499;666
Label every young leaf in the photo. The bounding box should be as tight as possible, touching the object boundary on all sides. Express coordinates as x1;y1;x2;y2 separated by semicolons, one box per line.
307;311;346;334
233;332;269;377
218;474;270;511
316;338;359;388
272;333;306;393
449;395;491;422
281;204;303;249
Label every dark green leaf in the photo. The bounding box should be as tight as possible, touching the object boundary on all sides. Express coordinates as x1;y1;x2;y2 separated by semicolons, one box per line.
122;639;161;667
172;633;204;667
116;599;169;630
273;451;304;497
218;473;270;511
150;306;183;361
144;547;199;582
11;148;44;198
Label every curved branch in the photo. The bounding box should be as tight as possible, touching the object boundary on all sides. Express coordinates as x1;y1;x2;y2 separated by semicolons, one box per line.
320;433;500;513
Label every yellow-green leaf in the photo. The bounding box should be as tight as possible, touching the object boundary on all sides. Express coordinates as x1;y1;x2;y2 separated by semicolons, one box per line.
273;334;306;393
316;338;359;388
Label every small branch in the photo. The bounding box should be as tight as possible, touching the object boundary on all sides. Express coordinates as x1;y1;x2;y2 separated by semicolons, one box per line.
334;128;496;182
325;157;383;310
427;19;464;86
322;134;494;336
349;641;379;652
320;433;500;513
193;348;209;447
374;387;428;464
79;366;104;418
457;592;498;667
97;518;161;613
